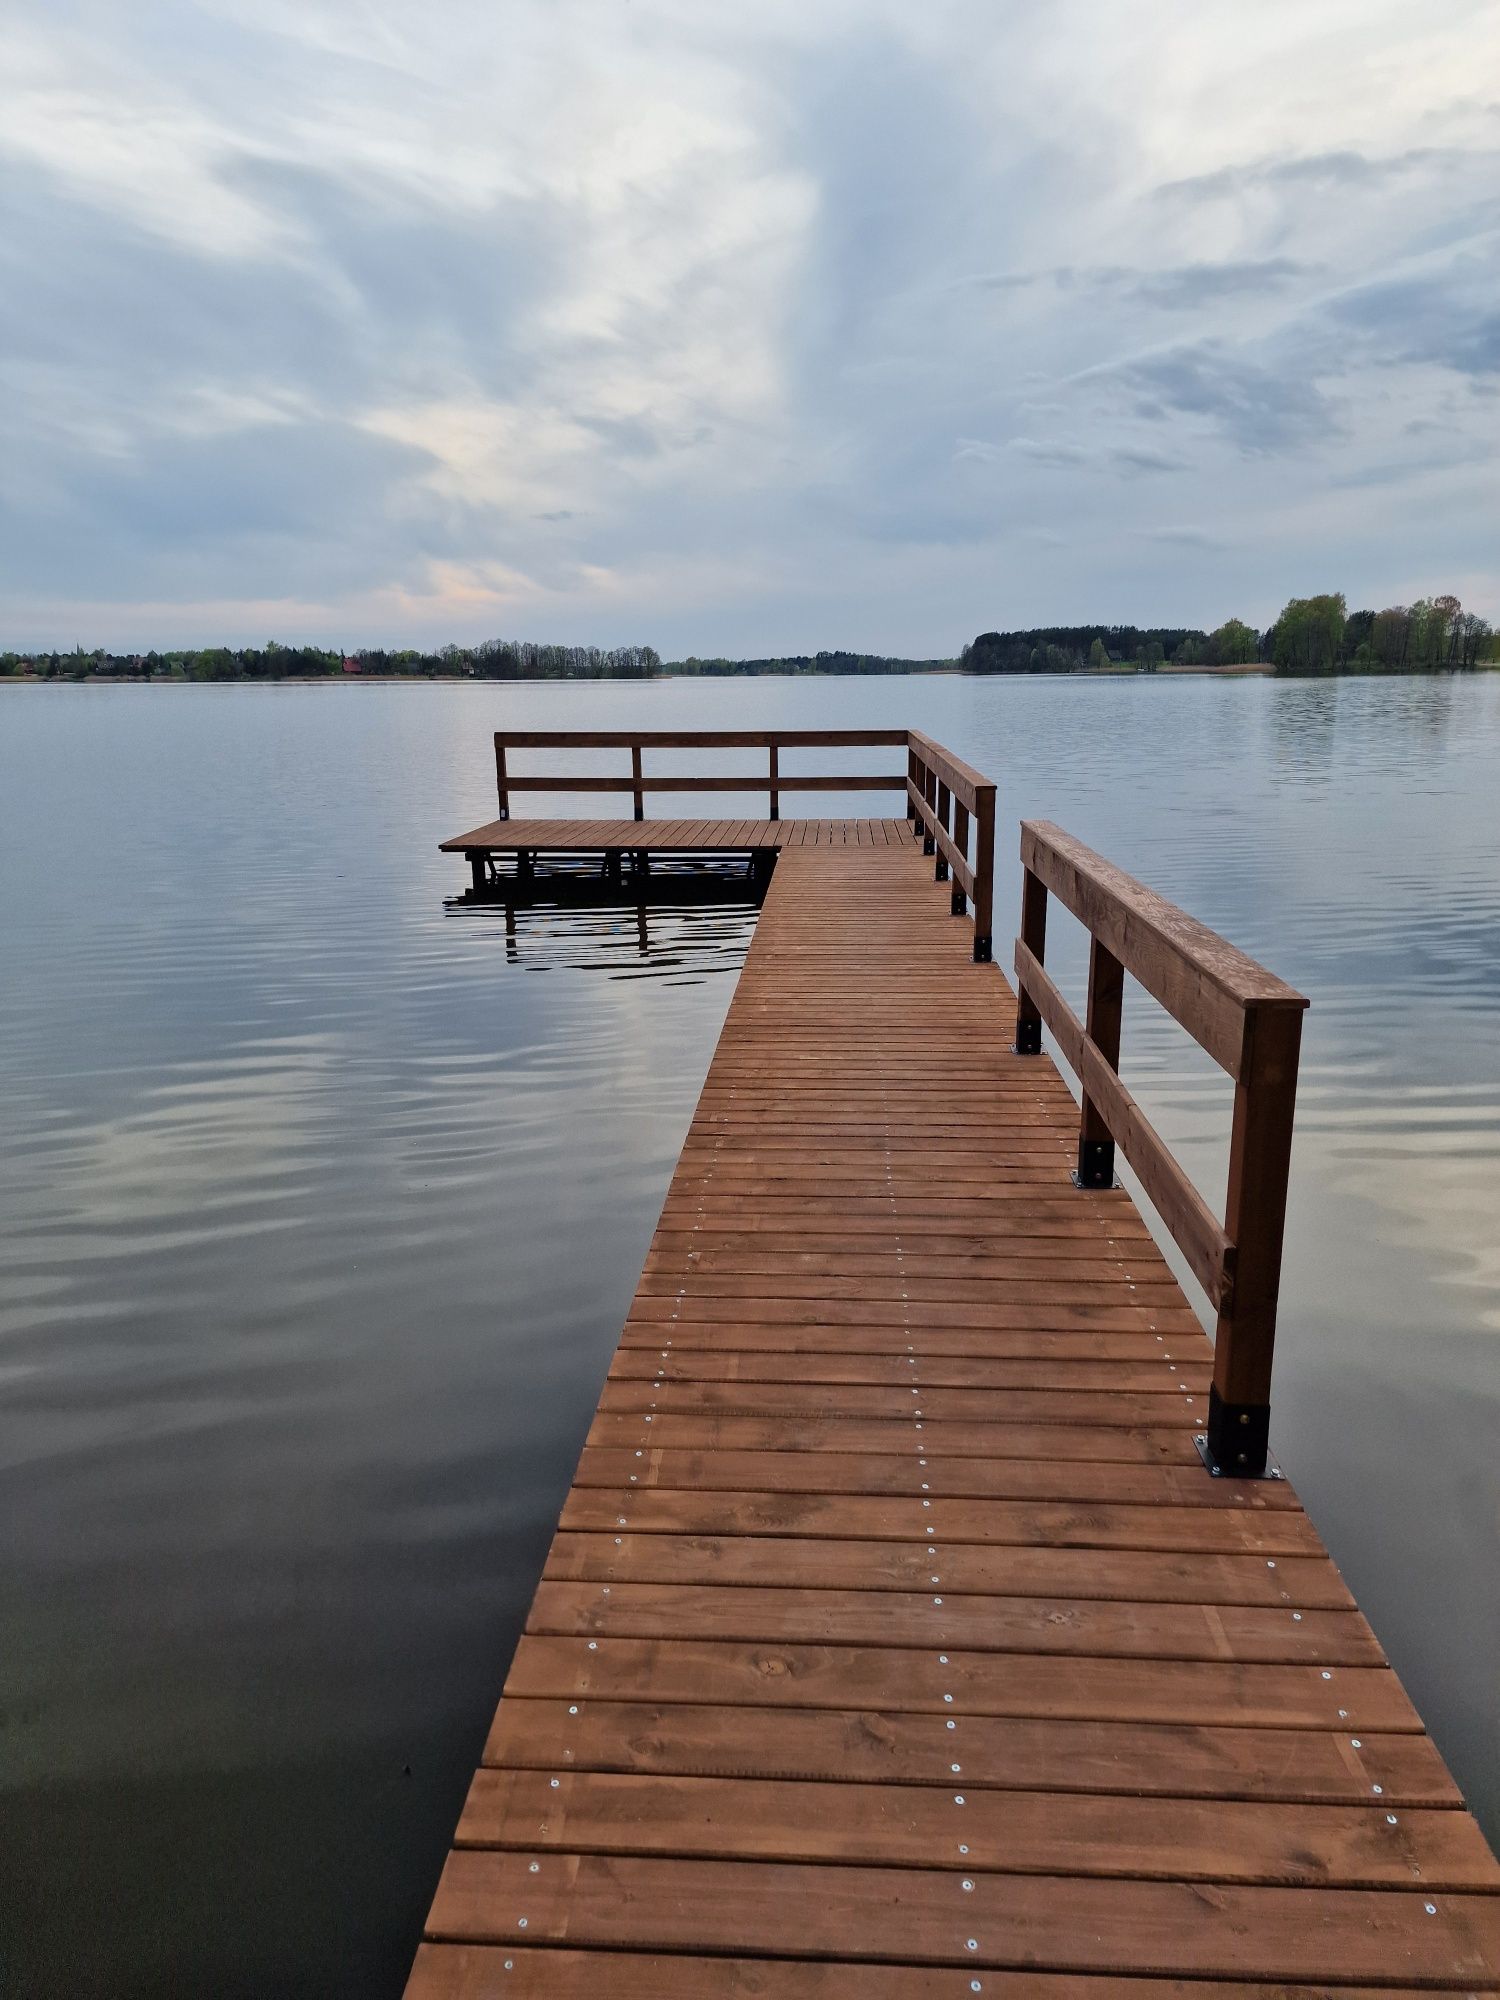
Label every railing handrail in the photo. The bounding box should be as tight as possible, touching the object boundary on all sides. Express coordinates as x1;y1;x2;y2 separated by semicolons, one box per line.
1020;822;1305;1075
484;726;997;964
491;729;909;749
1012;821;1307;1478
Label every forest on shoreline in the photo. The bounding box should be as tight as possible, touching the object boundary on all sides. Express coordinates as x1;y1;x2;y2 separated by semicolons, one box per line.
4;593;1494;683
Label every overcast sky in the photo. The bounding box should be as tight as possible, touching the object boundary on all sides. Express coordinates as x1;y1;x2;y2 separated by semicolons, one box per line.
2;0;1497;654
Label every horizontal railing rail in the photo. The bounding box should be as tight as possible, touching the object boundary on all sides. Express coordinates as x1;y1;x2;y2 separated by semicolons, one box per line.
1012;820;1308;1477
489;727;997;962
494;728;907;825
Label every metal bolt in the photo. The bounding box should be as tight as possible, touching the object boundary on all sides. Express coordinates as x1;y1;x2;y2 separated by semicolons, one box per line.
962;1879;974;1891
954;1794;965;1805
568;1705;578;1715
1351;1739;1362;1748
517;1917;528;1929
529;1863;539;1874
946;1719;956;1730
966;1939;978;1951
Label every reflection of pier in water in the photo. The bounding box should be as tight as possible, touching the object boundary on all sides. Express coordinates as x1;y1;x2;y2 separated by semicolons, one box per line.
449;853;769;972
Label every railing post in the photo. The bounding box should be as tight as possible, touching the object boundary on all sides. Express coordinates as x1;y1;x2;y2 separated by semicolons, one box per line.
1205;1004;1303;1477
631;744;644;822
934;781;951;882
971;785;995;963
1013;864;1045;1044
950;800;969;916
768;743;780;822
921;763;937;855
1076;939;1124;1187
495;739;509;821
907;746;921;830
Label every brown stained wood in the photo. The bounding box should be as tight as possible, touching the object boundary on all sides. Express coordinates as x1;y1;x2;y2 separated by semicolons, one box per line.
454;1768;1500;1889
1217;1000;1305;1408
425;1851;1500;1984
572;1446;1307;1514
407;1946;1482;2000
558;1486;1319;1554
627;1296;1198;1332
482;1695;1456;1803
609;1350;1210;1392
541;1531;1353;1609
619;1320;1208;1358
597;1381;1206;1427
1019;820;1308;1073
1015;938;1233;1307
583;1409;1235;1464
526;1581;1382;1665
409;796;1497;2000
502;1636;1427;1731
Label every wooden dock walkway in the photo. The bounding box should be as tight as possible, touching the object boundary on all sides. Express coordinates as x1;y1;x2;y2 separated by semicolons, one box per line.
409;732;1499;1996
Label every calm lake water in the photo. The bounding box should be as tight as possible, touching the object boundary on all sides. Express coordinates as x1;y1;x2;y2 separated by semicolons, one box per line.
2;674;1497;1995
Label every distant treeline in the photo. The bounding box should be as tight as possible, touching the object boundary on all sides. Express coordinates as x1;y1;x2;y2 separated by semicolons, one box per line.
6;595;1495;683
0;639;662;680
662;651;953;675
962;594;1497;674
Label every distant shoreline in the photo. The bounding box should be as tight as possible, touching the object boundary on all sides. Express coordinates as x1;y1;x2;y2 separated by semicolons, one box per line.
2;662;1279;687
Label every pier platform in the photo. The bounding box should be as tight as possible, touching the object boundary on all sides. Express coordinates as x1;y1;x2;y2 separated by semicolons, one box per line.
408;731;1499;1995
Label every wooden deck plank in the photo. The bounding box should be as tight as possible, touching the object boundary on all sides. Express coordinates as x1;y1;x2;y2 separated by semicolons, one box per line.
480;1694;1457;1801
453;1768;1500;1888
408;1943;1474;1998
501;1635;1430;1731
425;1851;1500;1984
408;832;1499;1998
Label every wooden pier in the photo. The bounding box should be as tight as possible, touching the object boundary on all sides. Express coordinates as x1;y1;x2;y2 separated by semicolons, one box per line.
410;731;1499;1996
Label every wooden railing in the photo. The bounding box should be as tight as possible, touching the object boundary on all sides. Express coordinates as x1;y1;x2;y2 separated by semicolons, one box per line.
490;728;997;962
1012;821;1308;1477
906;730;997;962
